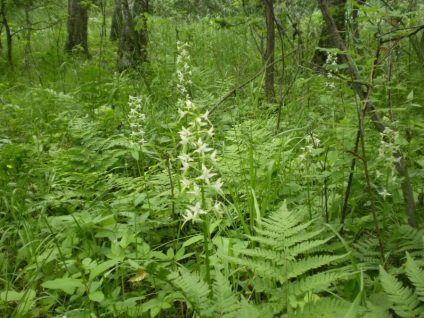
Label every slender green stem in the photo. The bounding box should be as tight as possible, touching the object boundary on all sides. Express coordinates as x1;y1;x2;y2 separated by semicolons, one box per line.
203;215;211;287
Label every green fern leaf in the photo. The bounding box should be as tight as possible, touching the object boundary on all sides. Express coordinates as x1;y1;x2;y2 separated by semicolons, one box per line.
288;236;334;258
228;201;351;315
379;265;421;317
212;270;241;318
364;292;392;318
389;226;424;258
238;297;263;318
167;269;213;317
234;247;282;263
405;252;424;303
284;297;351;317
289;271;351;296
225;254;283;281
286;253;349;279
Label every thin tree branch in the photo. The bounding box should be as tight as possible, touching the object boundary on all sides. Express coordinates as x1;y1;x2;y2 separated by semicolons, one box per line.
316;0;418;228
210;57;283;115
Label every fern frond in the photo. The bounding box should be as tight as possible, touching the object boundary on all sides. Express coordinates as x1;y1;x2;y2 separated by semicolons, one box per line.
212;270;241;318
362;304;392;318
245;232;280;246
260;209;306;236
353;238;381;267
389;225;424;258
225;254;283;281
362;292;392;317
289;271;351;296
234;247;283;263
286;253;349;279
284;228;328;249
288;237;334;258
379;265;422;317
227;201;351;315
167;269;213;317
405;252;424;303
285;297;352;317
238;297;262;318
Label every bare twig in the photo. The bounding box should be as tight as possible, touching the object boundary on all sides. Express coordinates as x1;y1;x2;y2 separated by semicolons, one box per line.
317;0;418;229
210;57;283;115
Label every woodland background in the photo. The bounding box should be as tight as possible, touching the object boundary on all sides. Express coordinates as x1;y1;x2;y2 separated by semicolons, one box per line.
1;0;424;317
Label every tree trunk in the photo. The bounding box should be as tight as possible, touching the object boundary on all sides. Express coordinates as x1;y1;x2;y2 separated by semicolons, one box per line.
1;0;12;66
316;0;419;228
24;5;32;76
264;0;275;101
410;30;424;65
352;0;366;43
313;0;347;65
110;0;123;42
116;0;149;72
64;0;89;56
0;23;3;55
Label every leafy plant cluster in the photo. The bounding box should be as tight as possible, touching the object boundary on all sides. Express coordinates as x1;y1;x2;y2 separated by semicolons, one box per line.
1;1;424;318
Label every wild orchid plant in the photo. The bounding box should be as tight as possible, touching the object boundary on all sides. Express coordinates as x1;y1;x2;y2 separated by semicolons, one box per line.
174;41;224;285
126;94;149;175
325;52;338;89
375;118;401;200
296;132;322;219
174;41;224;224
128;95;147;148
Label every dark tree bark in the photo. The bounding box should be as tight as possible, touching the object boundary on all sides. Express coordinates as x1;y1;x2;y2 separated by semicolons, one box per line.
411;30;424;65
1;0;12;65
24;4;32;75
64;0;89;56
264;0;275;101
352;0;366;43
116;0;149;72
316;0;419;228
313;0;347;65
110;0;123;42
0;23;3;54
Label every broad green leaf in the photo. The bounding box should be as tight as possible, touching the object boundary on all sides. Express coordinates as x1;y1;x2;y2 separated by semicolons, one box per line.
0;290;25;302
89;259;119;281
41;278;84;295
1;289;37;315
131;149;139;160
89;280;103;294
182;235;204;248
134;193;146;206
210;219;222;235
89;291;105;302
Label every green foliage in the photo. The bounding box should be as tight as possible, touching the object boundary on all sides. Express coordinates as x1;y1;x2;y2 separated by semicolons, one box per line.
144;265;261;318
226;201;352;315
379;253;424;317
1;0;424;317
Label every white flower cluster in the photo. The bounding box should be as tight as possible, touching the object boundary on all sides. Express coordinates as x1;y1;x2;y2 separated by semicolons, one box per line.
178;100;224;224
375;119;401;199
176;41;193;96
325;52;338;89
174;41;223;224
299;132;321;162
128;95;146;146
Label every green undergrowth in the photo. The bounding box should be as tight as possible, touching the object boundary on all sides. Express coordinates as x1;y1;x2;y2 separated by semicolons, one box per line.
1;10;424;318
